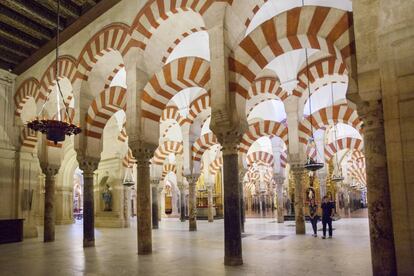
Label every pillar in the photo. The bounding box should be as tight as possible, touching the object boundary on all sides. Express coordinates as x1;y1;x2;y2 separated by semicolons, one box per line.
317;171;327;198
78;158;99;247
41;164;59;242
187;175;198;231
151;178;160;229
207;184;214;222
291;165;305;234
358;100;397;275
275;176;285;223
219;133;243;266
238;170;246;232
177;182;186;222
157;186;163;221
132;144;155;255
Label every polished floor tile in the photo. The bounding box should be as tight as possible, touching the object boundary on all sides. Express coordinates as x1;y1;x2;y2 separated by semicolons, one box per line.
0;217;372;276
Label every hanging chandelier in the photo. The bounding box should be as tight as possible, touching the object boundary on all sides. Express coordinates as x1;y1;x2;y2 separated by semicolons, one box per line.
122;166;135;187
27;0;81;145
303;48;323;172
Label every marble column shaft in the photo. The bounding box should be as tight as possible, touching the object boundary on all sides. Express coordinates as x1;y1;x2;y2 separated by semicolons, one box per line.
217;132;243;266
187;176;198;231
178;183;186;222
292;165;306;234
79;158;99;248
151;180;160;229
133;145;154;255
359;100;397;275
207;185;214;222
238;176;245;232
275;177;285;223
41;164;59;242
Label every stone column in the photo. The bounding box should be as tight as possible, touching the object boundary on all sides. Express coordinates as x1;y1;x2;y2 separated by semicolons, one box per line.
177;182;186;222
291;165;306;235
358;100;397;275
132;144;155;255
275;176;285;223
238;170;246;232
78;158;99;247
151;178;160;229
218;132;243;266
186;175;198;231
157;186;163;221
207;184;214;222
41;164;59;242
318;172;327;199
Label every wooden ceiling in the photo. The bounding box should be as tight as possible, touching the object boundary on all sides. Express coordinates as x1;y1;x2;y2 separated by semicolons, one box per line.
0;0;121;75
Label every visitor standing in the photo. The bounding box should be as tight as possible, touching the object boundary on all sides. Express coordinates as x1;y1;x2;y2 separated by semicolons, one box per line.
309;198;318;237
321;196;334;239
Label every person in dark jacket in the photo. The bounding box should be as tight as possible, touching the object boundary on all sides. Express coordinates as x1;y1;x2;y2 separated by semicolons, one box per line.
309;198;318;237
321;195;334;239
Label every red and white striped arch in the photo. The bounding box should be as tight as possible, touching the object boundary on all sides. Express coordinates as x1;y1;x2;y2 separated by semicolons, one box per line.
39;55;78;100
280;150;288;169
187;91;211;124
14;78;41;118
103;63;125;89
162;164;177;180
298;104;362;145
52;107;76;122
77;23;131;81
160;106;188;125
239;120;288;153
246;151;274;167
296;57;348;98
229;6;354;97
118;124;128;143
123;148;136;168
192;132;218;161
324;137;363;161
20;127;38;152
153;141;184;165
141;57;210;121
85;86;127;139
130;0;221;50
208;156;223;176
161;27;207;63
248;77;288;100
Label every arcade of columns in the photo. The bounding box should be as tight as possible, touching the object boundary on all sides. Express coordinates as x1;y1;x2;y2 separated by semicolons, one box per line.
0;0;413;275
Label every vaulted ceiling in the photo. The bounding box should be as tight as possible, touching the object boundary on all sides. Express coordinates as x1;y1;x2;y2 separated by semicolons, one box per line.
0;0;120;74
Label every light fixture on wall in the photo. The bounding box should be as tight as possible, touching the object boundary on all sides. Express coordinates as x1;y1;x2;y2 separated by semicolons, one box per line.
303;48;324;172
27;0;81;145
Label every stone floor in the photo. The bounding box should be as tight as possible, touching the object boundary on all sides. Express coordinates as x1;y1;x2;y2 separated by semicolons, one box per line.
0;217;372;276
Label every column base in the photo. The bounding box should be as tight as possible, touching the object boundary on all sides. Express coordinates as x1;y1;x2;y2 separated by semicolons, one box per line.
224;256;243;266
44;238;54;243
152;225;159;230
208;219;214;223
138;248;152;255
83;240;95;247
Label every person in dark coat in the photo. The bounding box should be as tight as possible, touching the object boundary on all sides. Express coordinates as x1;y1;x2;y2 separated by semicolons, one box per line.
321;195;334;239
309;198;318;237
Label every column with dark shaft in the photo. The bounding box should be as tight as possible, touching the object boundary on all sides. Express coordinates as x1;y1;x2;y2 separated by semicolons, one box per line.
275;176;285;223
78;158;99;247
41;164;60;242
291;165;305;234
132;144;155;255
238;170;246;232
186;175;198;231
358;100;397;275
218;132;243;266
158;186;163;221
151;178;160;229
177;182;186;222
207;184;214;222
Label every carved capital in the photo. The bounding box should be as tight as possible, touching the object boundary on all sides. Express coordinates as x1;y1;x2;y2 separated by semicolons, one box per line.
130;141;156;168
355;100;384;133
40;163;60;177
215;130;243;156
150;178;161;187
273;175;285;185
77;156;100;176
185;174;200;186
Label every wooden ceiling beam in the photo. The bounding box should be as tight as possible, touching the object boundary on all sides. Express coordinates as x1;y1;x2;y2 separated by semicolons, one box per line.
13;0;122;75
0;23;42;49
0;38;31;58
0;5;53;41
33;0;80;20
0;0;64;31
0;50;22;65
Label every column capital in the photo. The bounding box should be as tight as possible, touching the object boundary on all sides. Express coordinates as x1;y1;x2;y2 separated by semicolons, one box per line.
150;178;161;187
290;164;305;174
185;174;200;186
273;175;285;185
77;156;100;175
130;142;157;168
40;163;60;177
215;130;243;156
355;99;384;132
